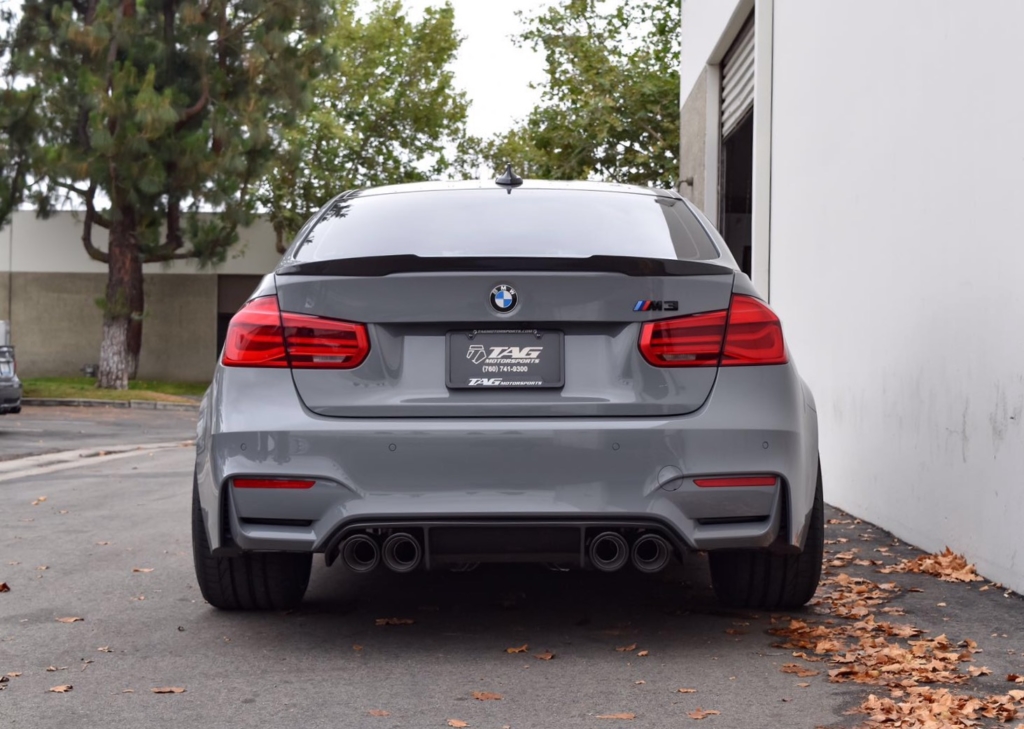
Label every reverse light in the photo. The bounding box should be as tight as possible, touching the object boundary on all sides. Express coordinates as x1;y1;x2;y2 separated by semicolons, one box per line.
694;476;778;488
222;296;370;370
638;294;787;367
233;478;316;489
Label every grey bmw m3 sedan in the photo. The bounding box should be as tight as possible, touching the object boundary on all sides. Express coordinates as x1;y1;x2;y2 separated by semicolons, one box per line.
192;175;823;612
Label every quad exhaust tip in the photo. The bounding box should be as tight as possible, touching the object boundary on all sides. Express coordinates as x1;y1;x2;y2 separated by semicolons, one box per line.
341;534;380;573
589;531;630;572
382;532;423;573
631;533;672;574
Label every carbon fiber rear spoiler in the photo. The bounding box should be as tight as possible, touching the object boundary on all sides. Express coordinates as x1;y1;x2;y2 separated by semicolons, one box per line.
276;255;735;277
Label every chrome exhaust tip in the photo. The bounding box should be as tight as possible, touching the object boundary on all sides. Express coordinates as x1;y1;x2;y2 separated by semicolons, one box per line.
341;534;380;573
631;533;672;574
588;531;629;572
382;533;422;573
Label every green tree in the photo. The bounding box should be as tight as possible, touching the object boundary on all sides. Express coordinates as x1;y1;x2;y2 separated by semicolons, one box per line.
0;2;41;228
9;0;333;388
259;0;471;251
486;0;680;187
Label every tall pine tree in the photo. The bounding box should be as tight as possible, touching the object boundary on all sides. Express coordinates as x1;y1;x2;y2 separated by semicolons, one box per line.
10;0;333;388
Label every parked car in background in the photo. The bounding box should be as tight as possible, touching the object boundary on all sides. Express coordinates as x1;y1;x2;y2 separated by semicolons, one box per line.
0;344;22;414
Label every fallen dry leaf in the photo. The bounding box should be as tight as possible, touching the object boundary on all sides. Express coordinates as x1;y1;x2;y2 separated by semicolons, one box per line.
98;646;112;653
151;687;186;694
32;496;47;505
56;617;83;623
1009;674;1024;684
132;568;154;573
878;547;984;583
637;650;649;657
472;691;502;701
368;709;390;717
724;628;747;636
780;663;819;678
596;713;635;720
447;720;468;728
59;510;69;515
46;666;67;672
505;644;528;654
95;541;111;546
6;673;21;678
534;651;555;661
48;685;72;693
37;565;48;571
796;682;810;688
374;617;414;626
0;582;9;593
688;708;720;720
968;666;992;677
616;643;638;652
352;644;363;651
676;688;697;694
635;680;645;685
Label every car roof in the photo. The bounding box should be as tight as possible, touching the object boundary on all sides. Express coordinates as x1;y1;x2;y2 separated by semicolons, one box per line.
351;178;676;199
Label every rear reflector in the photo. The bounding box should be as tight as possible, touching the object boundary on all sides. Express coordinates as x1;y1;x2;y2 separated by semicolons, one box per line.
694;476;778;488
233;478;316;490
638;294;787;367
222;295;370;369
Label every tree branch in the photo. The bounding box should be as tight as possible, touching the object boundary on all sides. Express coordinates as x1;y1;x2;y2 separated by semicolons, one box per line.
81;183;110;263
175;76;209;131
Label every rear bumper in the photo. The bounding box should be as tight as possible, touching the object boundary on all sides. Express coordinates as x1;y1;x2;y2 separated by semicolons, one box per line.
0;383;22;413
195;366;819;559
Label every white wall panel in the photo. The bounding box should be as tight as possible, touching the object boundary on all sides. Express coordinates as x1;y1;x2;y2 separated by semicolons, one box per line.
770;0;1024;592
2;211;282;275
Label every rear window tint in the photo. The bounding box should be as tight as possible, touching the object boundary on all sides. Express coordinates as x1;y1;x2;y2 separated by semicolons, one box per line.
286;189;721;263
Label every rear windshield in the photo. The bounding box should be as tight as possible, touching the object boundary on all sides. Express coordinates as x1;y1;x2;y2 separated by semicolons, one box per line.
285;189;721;263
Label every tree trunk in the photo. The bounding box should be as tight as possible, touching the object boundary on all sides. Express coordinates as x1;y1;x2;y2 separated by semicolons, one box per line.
97;207;143;390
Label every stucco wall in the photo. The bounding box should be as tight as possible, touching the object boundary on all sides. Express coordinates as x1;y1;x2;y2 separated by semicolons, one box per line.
0;212;281;382
678;68;707;213
769;0;1024;592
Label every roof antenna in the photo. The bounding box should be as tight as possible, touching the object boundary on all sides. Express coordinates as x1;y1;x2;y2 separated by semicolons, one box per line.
495;163;523;193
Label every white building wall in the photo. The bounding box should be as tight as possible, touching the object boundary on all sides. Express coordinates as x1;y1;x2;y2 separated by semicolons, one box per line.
679;0;748;101
769;0;1024;592
1;211;283;275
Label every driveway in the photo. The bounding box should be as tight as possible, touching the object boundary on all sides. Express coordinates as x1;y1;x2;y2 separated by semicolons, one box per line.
0;420;1021;728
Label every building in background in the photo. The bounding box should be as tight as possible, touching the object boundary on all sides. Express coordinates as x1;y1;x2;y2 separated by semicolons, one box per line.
0;212;281;382
679;0;1024;592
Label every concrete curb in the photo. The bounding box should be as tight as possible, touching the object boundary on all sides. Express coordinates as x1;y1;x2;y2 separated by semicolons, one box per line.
22;398;199;412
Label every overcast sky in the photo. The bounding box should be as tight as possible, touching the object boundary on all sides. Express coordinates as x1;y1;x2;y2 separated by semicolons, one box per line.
398;0;554;139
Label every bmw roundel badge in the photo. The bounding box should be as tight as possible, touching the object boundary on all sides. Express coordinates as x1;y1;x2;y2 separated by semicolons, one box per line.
489;284;518;313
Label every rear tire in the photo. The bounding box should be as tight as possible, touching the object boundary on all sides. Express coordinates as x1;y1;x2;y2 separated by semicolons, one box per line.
708;464;824;610
191;479;311;610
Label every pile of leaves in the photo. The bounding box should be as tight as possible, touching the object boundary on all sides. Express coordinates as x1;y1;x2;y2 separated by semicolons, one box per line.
878;548;985;583
773;541;1022;728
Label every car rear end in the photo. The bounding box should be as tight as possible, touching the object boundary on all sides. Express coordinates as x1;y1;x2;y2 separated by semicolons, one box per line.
192;180;821;611
0;345;22;414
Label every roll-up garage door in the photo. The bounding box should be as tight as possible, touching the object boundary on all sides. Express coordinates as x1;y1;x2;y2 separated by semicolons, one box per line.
721;18;755;138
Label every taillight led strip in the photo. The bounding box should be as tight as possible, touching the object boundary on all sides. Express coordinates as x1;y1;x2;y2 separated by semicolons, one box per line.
221;295;370;370
694;476;778;488
233;478;316;490
638;294;787;368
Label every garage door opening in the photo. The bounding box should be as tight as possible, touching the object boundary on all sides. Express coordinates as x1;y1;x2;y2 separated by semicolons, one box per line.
720;111;753;275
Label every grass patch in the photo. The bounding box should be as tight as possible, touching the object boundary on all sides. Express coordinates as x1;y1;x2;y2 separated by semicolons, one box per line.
22;377;209;403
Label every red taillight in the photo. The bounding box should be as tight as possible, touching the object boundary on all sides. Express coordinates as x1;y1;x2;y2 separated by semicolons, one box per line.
233;478;316;489
222;296;370;370
721;296;787;366
638;294;787;368
222;296;288;368
694;476;778;488
638;310;727;367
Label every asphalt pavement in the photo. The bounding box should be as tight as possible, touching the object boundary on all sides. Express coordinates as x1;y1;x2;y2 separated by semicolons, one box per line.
1;409;1022;728
0;406;198;461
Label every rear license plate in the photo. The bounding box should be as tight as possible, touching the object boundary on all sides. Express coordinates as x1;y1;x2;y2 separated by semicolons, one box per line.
447;330;564;389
